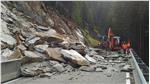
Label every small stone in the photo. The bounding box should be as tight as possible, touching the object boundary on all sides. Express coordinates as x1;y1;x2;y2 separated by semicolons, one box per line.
97;66;107;70
1;48;14;61
53;63;65;72
34;44;48;53
96;68;103;72
36;25;49;31
85;54;96;64
27;37;40;44
8;48;22;60
40;73;53;77
106;73;112;77
121;65;134;72
79;66;95;72
17;44;27;51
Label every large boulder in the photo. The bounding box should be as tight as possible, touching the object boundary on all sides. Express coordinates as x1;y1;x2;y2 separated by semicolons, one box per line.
46;48;66;62
20;62;52;77
0;33;16;45
23;51;43;63
60;49;89;66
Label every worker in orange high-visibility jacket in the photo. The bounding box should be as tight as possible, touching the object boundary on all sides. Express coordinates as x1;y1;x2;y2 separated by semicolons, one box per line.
122;42;128;55
122;42;130;55
127;41;131;49
126;41;131;54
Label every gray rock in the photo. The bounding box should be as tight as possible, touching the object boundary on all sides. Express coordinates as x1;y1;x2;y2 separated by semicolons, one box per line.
46;48;66;62
7;48;23;60
1;48;14;61
53;63;65;72
97;65;107;70
17;44;27;51
79;66;95;72
21;62;52;77
121;65;134;72
0;33;16;45
24;51;41;58
61;49;89;66
34;44;48;53
36;25;49;31
85;54;96;64
23;51;44;63
40;73;53;77
26;37;40;45
49;60;59;66
95;68;103;72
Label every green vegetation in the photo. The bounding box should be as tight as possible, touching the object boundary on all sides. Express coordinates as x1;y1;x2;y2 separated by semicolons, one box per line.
82;27;100;47
72;2;100;47
72;2;83;25
93;26;100;34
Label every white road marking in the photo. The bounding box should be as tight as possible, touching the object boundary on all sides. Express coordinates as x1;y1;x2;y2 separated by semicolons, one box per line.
3;77;22;84
126;72;131;84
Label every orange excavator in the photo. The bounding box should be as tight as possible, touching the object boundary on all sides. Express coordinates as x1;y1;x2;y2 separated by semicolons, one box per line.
107;27;121;50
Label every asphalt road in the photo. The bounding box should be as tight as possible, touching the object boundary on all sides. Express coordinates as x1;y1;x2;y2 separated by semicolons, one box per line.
4;70;126;84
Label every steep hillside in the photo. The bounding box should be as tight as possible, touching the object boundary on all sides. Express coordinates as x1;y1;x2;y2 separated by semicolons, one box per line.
1;1;86;48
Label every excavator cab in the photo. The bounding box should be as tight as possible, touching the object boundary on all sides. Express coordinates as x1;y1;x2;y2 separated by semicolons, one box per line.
111;36;121;50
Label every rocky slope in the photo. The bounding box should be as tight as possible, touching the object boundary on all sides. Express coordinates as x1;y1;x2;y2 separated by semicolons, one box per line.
1;1;133;79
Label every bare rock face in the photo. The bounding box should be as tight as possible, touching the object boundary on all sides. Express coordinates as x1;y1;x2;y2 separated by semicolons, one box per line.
46;48;66;62
61;49;89;66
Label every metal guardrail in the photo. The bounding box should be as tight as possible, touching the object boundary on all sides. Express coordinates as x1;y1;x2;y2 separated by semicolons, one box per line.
129;49;148;84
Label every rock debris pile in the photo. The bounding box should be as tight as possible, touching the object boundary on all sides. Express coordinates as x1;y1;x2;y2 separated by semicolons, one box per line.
1;2;134;78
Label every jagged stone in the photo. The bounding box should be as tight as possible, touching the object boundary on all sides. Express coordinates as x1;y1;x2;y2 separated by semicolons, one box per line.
26;36;40;45
23;51;43;63
21;62;51;77
69;42;86;55
121;65;134;72
1;48;14;61
0;33;16;45
61;49;89;66
52;63;65;72
17;44;27;51
34;44;48;53
79;66;95;72
85;54;96;64
46;48;66;62
8;48;23;60
36;25;49;31
95;68;103;72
